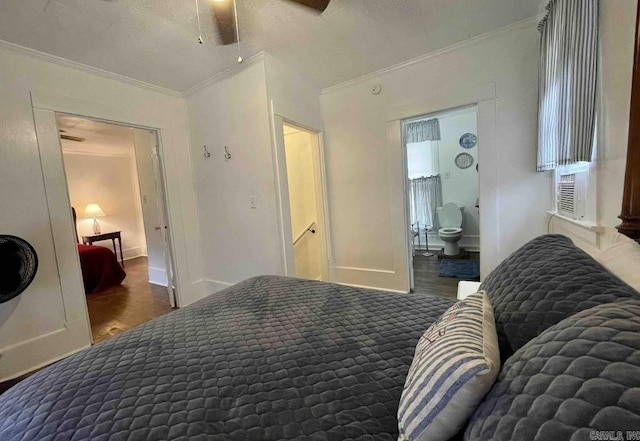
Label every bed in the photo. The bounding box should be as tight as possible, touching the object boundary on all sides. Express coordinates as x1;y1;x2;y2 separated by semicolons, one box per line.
0;276;454;440
72;207;126;293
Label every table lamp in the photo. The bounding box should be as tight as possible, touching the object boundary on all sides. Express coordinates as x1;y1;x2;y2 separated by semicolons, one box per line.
84;204;105;234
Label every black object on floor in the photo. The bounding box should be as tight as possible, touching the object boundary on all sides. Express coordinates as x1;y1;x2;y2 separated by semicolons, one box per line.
439;259;480;280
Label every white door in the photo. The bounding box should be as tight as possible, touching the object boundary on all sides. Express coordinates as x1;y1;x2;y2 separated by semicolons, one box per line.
132;129;176;306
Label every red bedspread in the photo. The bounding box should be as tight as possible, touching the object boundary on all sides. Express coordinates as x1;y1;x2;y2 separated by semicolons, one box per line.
77;244;126;293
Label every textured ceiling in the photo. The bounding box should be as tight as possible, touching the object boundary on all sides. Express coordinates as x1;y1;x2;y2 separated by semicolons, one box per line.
58;115;135;152
0;0;541;92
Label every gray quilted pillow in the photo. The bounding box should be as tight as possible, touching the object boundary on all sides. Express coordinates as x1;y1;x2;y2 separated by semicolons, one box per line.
466;300;640;441
480;234;640;360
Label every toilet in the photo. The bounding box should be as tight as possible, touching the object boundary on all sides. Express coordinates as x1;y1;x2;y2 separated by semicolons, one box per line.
437;203;464;256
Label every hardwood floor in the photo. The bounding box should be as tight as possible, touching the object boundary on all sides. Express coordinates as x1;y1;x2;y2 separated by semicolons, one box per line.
86;256;174;343
412;250;480;299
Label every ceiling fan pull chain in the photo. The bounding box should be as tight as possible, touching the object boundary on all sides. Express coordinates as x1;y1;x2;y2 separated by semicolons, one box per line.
195;0;203;44
234;0;243;62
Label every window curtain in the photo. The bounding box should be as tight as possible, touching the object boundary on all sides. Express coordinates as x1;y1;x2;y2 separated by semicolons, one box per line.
410;176;443;229
537;0;599;171
405;118;443;228
405;118;441;143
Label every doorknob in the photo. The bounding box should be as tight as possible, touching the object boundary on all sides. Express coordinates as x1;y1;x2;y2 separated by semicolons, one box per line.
155;227;161;231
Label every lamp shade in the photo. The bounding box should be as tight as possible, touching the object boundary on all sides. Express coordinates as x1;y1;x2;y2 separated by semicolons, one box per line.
84;203;105;218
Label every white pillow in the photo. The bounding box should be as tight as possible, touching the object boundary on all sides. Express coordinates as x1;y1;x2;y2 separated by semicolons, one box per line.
398;291;500;441
597;233;640;292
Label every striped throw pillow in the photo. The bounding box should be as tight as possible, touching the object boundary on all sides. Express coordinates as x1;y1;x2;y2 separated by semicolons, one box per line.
398;291;500;441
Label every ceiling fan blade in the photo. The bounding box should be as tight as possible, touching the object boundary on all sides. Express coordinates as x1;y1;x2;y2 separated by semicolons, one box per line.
212;0;237;45
283;0;331;13
60;134;86;142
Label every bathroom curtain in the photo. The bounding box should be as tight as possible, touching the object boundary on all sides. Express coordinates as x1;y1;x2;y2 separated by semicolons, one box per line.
405;118;442;229
405;118;440;143
410;176;443;229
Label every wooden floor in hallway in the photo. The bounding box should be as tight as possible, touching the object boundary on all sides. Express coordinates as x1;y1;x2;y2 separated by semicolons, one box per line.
412;250;480;299
86;256;175;343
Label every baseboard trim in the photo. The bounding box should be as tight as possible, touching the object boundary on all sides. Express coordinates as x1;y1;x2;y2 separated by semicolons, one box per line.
333;266;395;275
148;266;168;287
332;266;407;292
0;319;91;382
336;281;407;294
205;279;233;295
122;246;145;261
417;234;481;253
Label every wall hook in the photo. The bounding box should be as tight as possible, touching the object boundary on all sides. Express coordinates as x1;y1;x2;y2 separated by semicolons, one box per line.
224;145;231;162
203;145;211;159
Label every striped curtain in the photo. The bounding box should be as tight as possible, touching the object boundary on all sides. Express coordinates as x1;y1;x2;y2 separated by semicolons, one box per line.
537;0;598;171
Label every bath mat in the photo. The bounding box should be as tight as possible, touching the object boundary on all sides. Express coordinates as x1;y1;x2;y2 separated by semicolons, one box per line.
439;259;480;280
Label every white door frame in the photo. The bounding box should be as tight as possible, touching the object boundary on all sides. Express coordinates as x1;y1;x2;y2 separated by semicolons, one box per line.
392;99;498;289
31;90;194;347
270;108;332;281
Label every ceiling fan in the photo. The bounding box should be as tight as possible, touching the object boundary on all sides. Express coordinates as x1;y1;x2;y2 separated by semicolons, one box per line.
59;129;85;142
209;0;331;45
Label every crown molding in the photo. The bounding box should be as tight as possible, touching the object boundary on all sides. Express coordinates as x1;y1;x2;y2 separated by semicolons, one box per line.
0;39;183;98
183;52;268;96
321;15;543;96
61;148;131;159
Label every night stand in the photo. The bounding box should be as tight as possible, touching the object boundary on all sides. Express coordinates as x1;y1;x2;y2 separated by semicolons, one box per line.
82;231;124;266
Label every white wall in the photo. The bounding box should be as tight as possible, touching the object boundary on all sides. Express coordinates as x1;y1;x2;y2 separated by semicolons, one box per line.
321;20;545;291
596;0;636;239
434;108;480;250
188;54;325;293
63;149;147;261
188;58;282;293
0;44;202;381
264;55;324;132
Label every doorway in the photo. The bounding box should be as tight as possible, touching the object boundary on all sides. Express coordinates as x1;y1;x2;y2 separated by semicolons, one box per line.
277;122;330;281
402;105;480;297
56;114;176;343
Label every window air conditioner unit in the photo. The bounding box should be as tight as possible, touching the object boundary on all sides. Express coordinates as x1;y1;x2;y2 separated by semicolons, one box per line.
557;170;587;220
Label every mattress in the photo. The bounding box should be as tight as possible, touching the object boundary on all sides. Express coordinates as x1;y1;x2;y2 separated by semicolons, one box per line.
0;276;454;441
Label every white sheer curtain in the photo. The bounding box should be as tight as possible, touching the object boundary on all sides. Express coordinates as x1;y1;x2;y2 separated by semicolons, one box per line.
405;118;443;229
410;176;443;229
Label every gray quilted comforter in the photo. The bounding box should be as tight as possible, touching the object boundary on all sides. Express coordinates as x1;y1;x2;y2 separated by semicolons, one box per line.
0;276;454;441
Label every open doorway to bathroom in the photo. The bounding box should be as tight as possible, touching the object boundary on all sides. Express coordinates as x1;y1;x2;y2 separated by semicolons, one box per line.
56;114;176;343
403;105;480;298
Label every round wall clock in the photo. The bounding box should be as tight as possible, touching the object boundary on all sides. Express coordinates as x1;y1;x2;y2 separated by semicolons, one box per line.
455;152;474;169
459;133;477;149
